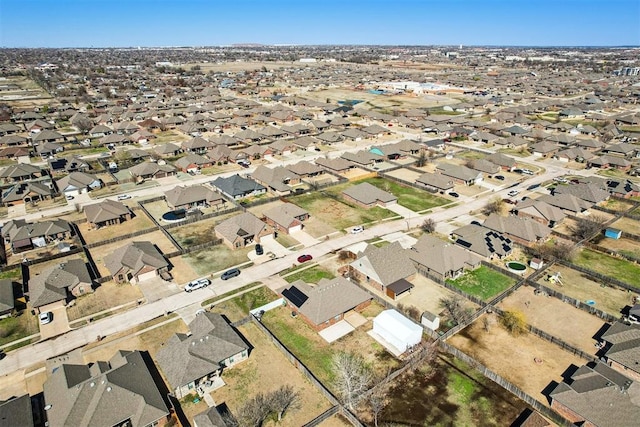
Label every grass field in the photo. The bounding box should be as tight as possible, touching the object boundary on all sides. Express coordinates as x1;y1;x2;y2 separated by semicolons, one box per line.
208;285;277;322
282;265;336;284
0;314;39;347
446;266;515;301
290;192;395;230
574;248;640;289
352;176;449;212
183;244;251;276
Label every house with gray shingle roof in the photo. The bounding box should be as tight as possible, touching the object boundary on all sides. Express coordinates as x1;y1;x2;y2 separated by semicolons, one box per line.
251;165;301;195
601;322;640;381
416;172;454;192
127;161;176;182
263;203;309;234
483;213;551;246
84;199;132;229
28;258;93;311
0;163;43;184
0;278;15;318
214;212;269;250
451;224;513;260
211;174;266;200
43;350;170;427
1;181;54;206
56;172;102;196
512;199;566;227
340;150;384;168
164;185;224;210
408;235;481;282
342;182;397;208
538;193;592;214
549;361;640;427
348;242;416;295
104;241;169;284
174;153;212;173
552;183;610;205
0;394;33;427
286;160;324;178
1;219;72;253
281;277;372;331
155;312;249;399
485;152;517;171
436;163;483;186
315;157;355;173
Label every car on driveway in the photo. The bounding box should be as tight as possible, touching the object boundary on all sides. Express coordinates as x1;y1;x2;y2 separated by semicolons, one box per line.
184;278;210;292
255;244;263;255
221;268;241;280
117;194;132;200
448;192;459;198
39;312;53;325
297;254;313;263
495;175;505;181
507;190;520;197
65;195;74;201
351;226;364;234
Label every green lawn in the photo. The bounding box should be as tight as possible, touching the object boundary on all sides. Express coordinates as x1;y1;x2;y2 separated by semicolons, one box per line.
0;314;39;347
355;177;449;212
574;248;640;289
205;284;278;322
446;266;515;301
281;265;336;284
0;268;21;281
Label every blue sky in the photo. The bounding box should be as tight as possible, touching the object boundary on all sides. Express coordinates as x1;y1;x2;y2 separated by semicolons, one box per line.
1;0;638;47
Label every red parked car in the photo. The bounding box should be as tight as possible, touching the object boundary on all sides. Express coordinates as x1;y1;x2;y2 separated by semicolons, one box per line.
297;254;313;263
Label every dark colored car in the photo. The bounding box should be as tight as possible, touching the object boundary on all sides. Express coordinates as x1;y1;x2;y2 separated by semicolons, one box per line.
297;254;313;263
448;192;459;198
255;244;263;255
221;268;241;280
495;175;505;181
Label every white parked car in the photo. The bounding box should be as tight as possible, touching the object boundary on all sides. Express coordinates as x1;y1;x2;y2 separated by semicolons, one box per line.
521;169;534;175
351;226;364;234
184;278;210;292
39;312;53;325
117;194;132;201
507;190;520;197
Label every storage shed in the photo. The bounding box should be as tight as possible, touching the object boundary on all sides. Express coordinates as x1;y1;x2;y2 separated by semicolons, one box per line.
604;228;622;239
372;309;422;354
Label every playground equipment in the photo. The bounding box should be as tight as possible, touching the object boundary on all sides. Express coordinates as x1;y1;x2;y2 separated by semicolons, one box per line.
547;272;564;286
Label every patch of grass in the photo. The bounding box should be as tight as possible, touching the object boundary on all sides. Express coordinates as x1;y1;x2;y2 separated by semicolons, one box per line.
275;233;300;249
355;177;449;212
184;245;251;276
574;248;640;289
202;282;263;307
446;266;515;300
282;265;336;284
0;268;21;281
0;314;39;347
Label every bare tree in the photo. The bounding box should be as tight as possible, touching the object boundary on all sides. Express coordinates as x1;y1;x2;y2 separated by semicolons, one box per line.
332;352;372;410
397;303;421;322
463;158;475;169
415;150;428;167
271;385;300;421
236;392;271;427
529;240;576;262
439;295;468;325
421;218;436;233
569;214;607;240
74;116;93;134
482;197;505;216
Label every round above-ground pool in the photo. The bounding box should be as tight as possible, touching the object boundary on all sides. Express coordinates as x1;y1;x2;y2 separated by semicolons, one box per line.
506;261;527;275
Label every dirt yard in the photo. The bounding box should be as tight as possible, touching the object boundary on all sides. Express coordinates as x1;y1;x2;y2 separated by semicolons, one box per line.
168;212;239;246
77;213;156;245
66;280;144;322
601;198;635;213
384;168;422;183
498;286;605;354
298;215;339;238
182;245;252;277
211;322;334;427
536;265;630;318
306;88;458;111
390;274;468;317
89;230;179;277
448;314;587;404
611;217;640;235
597;236;640;258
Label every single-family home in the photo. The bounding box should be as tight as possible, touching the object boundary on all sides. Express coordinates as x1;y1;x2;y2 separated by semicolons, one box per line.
315;157;356;174
342;182;397;208
436;163;483;185
211;175;266;200
552;183;610;205
214;212;270;249
174;154;212;173
0;279;15;319
127;161;177;182
485;152;517;171
28;258;93;312
104;241;170;284
1;219;72;253
1;181;54;206
408;234;482;282
263;203;309;234
286;160;325;179
483;213;552;246
251;165;301;195
155;312;249;399
43;350;170;427
281;277;372;331
56;172;103;196
415;172;454;193
512;199;566;227
600;322;640;381
451;224;513;259
538;193;592;214
164;185;224;211
0;163;44;183
84;199;132;229
530;141;559;157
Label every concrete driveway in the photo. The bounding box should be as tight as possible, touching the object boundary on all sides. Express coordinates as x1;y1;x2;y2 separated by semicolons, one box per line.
386;203;416;219
380;231;417;249
290;229;320;247
137;277;182;303
319;320;355;343
260;235;291;258
39;306;70;340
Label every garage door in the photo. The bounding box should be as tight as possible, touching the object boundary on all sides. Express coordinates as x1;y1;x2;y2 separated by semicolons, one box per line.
288;224;302;233
137;270;158;282
65;189;80;197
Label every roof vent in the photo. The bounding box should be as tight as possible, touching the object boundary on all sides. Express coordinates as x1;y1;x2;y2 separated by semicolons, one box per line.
106;386;112;392
90;382;95;387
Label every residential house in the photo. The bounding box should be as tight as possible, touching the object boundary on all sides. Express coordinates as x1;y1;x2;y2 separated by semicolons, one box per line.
415;172;454;193
348;242;417;296
0;164;44;183
211;175;266;200
251;165;301;195
485;152;517;171
342;182;397;208
587;155;632;171
436;163;483;185
35;141;64;159
174;154;212;173
291;136;319;151
340;150;383;169
549;361;640;427
281;277;372;331
154;142;182;158
408;234;481;282
286;160;325;179
468;159;501;175
214;212;269;250
600;322;640;381
164;185;224;210
604;178;640;199
127;161;176;182
602;143;638;158
512;199;566;227
451;224;513;259
0;395;33;427
555;147;596;163
48;156;90;175
315;157;356;174
1;181;54;206
538;193;592;214
263;203;309;234
552;183;610;205
84;199;132;229
155;312;249;399
315;131;343;144
483;213;551;246
1;219;72;253
104;241;170;284
43;350;170;427
56;172;103;196
0;278;15;319
182;137;214;154
268;139;296;156
0;146;30;159
470;131;500;144
28;259;93;313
